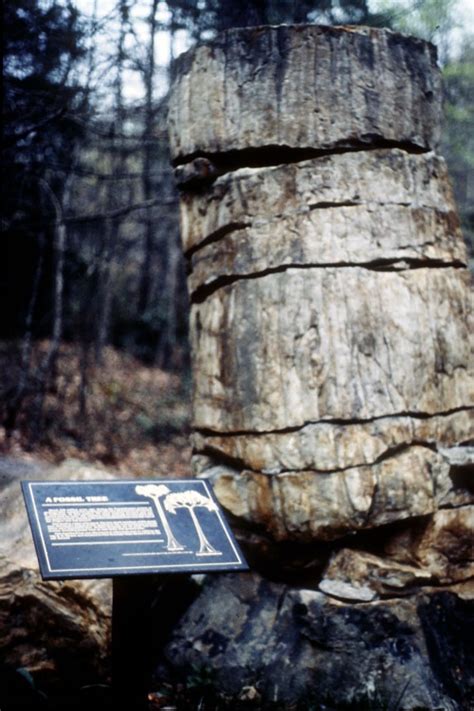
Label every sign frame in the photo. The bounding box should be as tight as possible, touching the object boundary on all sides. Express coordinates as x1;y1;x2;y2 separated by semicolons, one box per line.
22;478;248;580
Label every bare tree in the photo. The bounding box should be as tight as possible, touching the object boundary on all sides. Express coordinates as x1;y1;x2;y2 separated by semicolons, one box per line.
135;483;185;551
164;490;220;556
94;0;130;363
138;0;160;316
29;177;71;441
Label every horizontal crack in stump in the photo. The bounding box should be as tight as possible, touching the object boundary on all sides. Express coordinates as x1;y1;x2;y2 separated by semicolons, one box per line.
190;259;467;303
174;140;429;185
193;406;474;438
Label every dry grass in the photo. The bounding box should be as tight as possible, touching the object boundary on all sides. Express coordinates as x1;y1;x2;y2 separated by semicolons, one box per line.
0;341;192;478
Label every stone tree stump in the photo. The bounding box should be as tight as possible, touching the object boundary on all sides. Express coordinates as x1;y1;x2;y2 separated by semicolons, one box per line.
167;25;474;708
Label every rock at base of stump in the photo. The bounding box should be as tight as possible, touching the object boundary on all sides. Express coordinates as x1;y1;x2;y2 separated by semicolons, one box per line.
163;571;474;710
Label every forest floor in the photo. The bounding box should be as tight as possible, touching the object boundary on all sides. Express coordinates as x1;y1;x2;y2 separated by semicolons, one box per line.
0;340;192;478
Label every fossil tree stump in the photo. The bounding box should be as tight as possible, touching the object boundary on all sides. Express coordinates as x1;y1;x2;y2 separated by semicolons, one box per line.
166;24;473;707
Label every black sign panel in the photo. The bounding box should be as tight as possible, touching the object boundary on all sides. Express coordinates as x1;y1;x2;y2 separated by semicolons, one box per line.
22;479;248;580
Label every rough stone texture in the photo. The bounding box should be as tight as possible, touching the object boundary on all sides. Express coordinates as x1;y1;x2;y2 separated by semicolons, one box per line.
169;25;442;162
189;204;465;296
385;506;474;584
163;571;474;710
180;149;458;254
319;550;433;602
433;445;474;509
319;537;474;602
201;446;473;542
440;444;474;468
191;267;472;432
192;409;473;474
0;555;110;692
0;457;112;690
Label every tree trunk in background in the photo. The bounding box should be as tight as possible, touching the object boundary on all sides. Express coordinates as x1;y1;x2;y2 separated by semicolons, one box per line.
95;216;117;362
138;0;159;316
29;179;69;441
166;25;474;709
94;0;128;364
4;234;45;436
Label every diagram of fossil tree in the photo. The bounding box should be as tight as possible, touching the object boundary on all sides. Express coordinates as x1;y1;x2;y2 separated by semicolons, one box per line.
135;484;222;556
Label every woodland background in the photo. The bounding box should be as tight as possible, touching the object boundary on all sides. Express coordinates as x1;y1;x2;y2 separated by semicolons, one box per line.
2;0;473;475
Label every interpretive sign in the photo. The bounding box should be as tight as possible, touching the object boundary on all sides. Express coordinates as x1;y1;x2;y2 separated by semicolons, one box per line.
22;479;248;580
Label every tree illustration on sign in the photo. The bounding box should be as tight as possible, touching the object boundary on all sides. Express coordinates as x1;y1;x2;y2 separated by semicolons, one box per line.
164;490;222;556
135;484;184;551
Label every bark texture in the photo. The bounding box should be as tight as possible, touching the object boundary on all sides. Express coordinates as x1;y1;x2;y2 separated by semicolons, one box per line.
191;268;471;432
180;149;457;255
169;25;442;161
203;446;474;542
170;21;472;548
168;24;473;708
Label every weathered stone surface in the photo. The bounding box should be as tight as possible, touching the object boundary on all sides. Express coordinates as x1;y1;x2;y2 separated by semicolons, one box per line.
318;546;471;602
197;442;474;547
169;25;441;162
0;457;112;689
189;205;465;296
191;267;472;432
180;149;456;254
0;555;110;691
192;409;473;474
385;506;474;584
203;446;447;542
163;571;473;710
440;444;474;468
434;445;474;509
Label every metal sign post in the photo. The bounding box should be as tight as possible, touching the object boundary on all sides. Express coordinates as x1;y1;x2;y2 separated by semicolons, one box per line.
112;574;156;710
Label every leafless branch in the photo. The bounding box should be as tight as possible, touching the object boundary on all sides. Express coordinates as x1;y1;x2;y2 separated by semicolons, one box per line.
67;196;177;224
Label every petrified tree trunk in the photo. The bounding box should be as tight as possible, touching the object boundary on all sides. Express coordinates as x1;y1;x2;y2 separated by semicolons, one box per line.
170;23;472;545
167;24;473;707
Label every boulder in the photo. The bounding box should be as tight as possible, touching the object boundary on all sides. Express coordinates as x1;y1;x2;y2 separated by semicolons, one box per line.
0;555;110;692
163;571;474;710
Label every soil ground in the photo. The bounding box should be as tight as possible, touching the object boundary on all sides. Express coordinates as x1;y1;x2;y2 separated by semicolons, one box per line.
0;341;192;479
